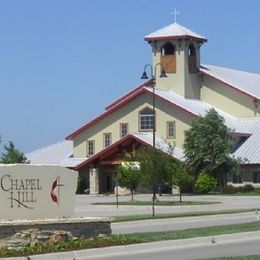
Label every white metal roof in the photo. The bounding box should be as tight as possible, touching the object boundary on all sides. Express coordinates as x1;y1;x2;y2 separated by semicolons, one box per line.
233;118;260;164
25;140;85;167
131;133;185;161
201;65;260;100
145;87;250;134
145;22;207;41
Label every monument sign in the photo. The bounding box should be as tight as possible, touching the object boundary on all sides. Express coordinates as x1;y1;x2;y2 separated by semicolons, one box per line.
0;164;77;220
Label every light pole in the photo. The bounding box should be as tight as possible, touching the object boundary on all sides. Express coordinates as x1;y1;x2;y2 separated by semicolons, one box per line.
140;63;167;217
141;63;167;147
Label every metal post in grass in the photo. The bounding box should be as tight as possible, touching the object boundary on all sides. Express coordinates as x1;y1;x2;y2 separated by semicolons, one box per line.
141;63;167;218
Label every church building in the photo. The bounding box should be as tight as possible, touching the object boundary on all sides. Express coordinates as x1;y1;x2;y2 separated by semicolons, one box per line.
27;20;260;194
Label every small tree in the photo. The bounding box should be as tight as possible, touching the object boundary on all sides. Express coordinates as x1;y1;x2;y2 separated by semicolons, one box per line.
76;175;85;194
117;162;141;201
170;163;192;202
0;141;28;164
136;146;173;217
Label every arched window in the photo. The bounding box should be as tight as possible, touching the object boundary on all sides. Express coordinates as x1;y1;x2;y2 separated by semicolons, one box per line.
160;42;176;73
139;107;154;131
161;42;175;56
188;44;197;73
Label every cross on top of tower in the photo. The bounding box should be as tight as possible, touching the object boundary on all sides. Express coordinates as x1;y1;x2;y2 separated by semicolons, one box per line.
171;8;180;23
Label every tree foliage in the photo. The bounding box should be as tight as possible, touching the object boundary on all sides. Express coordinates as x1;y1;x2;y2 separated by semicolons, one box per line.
0;141;28;164
136;147;172;191
170;163;192;202
136;146;174;216
195;172;217;194
117;163;141;201
183;108;237;191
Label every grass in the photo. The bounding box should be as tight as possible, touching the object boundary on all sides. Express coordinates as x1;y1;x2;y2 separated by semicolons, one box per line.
92;200;220;206
112;208;260;222
2;221;260;258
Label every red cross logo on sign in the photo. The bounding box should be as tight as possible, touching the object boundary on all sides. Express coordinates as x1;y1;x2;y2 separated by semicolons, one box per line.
50;177;64;205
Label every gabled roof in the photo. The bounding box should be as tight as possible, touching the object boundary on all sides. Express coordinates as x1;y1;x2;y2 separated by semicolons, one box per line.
233;118;260;165
145;22;207;42
145;87;250;135
25;140;85;168
200;65;260;100
75;133;184;170
105;79;153;110
66;82;251;140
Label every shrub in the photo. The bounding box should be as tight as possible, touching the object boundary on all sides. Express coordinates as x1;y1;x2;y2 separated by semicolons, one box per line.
224;184;255;194
243;184;255;193
195;172;217;194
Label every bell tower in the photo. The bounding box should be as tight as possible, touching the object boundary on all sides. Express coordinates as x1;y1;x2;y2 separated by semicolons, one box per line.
145;20;207;99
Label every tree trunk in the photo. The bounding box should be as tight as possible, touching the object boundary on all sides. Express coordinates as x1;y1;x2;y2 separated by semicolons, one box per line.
217;172;227;193
179;188;182;203
131;189;134;201
152;187;156;217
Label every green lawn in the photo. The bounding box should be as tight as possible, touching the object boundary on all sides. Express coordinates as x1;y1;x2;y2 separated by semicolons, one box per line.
2;221;260;258
92;200;220;206
112;208;260;222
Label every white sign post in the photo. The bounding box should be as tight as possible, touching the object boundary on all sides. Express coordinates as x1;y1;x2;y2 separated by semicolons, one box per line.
0;164;78;220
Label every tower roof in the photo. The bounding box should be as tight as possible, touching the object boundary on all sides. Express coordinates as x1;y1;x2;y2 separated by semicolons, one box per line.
145;22;207;42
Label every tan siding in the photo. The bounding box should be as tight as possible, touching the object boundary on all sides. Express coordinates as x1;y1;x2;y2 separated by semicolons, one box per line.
201;76;256;117
72;92;194;157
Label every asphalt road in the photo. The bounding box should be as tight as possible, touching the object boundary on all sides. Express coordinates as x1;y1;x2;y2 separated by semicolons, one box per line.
112;211;258;234
75;194;260;217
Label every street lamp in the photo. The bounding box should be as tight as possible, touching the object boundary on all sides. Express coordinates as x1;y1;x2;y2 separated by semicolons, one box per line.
140;63;167;147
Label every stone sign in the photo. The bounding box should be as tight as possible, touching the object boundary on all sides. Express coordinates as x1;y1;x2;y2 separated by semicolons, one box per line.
0;164;78;220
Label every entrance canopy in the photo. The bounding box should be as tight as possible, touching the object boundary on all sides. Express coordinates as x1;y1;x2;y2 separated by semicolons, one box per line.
75;133;184;170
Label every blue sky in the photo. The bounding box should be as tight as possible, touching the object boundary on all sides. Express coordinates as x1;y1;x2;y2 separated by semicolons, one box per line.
1;0;260;153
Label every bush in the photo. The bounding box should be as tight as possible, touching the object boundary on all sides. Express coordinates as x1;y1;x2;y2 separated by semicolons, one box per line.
195;172;217;194
224;184;255;194
243;184;255;192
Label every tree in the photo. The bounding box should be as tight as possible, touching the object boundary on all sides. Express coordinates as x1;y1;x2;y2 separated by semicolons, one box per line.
183;108;237;192
170;163;192;202
0;141;28;164
117;162;141;201
136;146;173;217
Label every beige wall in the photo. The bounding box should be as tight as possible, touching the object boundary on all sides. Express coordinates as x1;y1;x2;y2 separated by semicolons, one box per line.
201;76;257;117
73;92;194;158
151;40;201;99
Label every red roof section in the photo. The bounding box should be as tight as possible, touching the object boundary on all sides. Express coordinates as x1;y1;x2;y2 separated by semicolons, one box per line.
105;79;153;110
65;87;147;140
65;86;198;140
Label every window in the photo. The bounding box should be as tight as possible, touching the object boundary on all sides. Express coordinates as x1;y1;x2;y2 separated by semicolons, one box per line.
104;133;112;148
120;123;129;138
167;121;176;138
253;171;260;183
232;173;243;184
87;140;95;156
139;107;154;131
161;42;175;56
188;43;197;73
